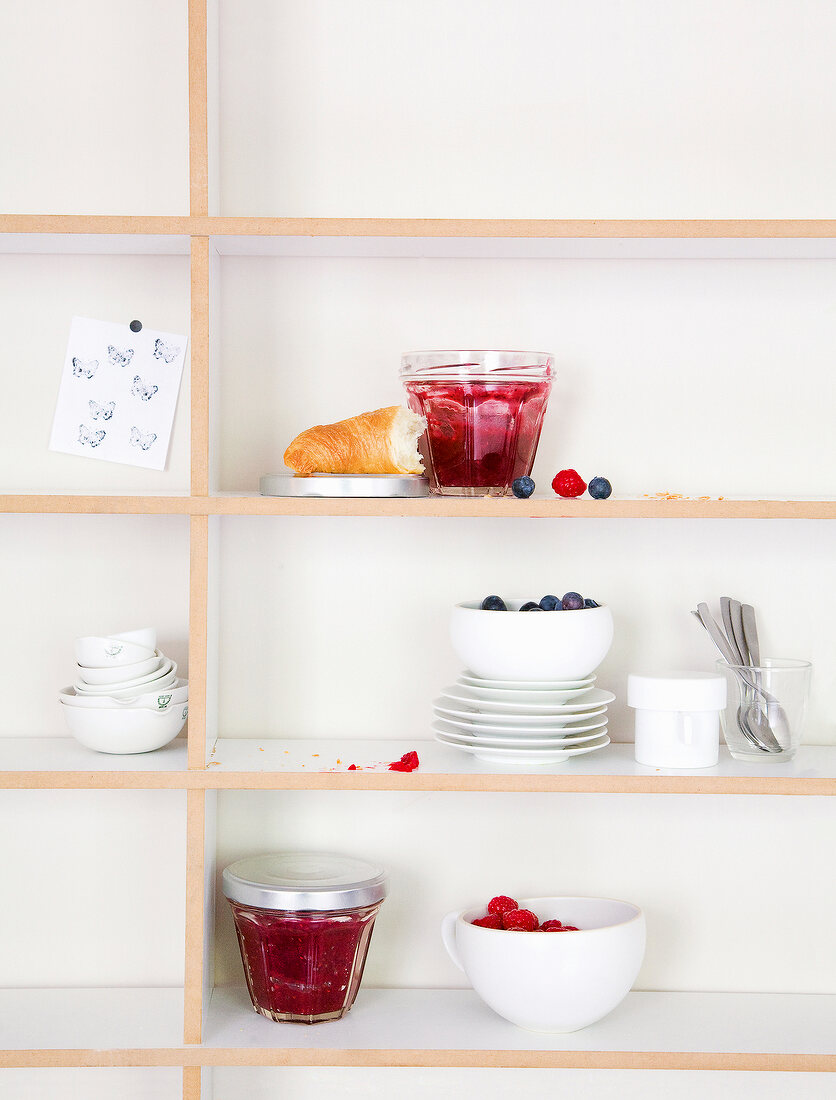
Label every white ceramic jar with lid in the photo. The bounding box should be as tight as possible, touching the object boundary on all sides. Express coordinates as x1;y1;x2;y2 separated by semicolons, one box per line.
627;672;727;769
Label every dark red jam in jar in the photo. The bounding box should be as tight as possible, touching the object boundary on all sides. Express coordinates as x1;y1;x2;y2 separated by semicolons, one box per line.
222;853;388;1024
401;351;553;496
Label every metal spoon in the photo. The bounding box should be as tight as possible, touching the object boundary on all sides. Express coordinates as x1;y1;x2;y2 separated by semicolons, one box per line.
692;606;773;752
739;604;790;753
694;604;785;752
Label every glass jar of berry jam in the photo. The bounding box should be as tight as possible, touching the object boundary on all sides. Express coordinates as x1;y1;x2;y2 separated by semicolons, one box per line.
222;852;388;1025
401;351;554;496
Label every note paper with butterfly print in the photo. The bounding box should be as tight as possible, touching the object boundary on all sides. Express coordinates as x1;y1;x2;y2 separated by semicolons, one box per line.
49;316;187;470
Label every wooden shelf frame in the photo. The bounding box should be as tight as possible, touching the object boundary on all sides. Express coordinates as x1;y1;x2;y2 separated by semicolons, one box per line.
3;2;836;1094
3;495;836;519
3;214;836;239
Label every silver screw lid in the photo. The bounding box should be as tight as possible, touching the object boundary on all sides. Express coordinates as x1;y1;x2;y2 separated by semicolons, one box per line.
222;852;388;911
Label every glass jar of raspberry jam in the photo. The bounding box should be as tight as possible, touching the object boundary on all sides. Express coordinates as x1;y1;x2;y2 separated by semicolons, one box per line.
222;852;388;1025
401;351;554;496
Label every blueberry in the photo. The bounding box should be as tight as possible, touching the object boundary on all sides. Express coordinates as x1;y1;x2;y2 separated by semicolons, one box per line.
588;476;612;500
481;595;507;611
539;594;561;611
584;598;600;608
519;601;541;611
511;475;535;499
562;591;585;611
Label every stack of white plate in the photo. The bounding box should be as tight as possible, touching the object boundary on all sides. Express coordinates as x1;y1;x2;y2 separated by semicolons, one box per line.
433;672;614;766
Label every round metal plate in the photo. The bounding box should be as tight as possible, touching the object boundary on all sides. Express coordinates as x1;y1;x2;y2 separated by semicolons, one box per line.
260;473;430;498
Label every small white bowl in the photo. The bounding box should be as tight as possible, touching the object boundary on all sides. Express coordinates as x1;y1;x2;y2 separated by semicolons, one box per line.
442;896;645;1032
60;679;188;711
74;635;157;667
75;651;165;685
109;627;157;651
73;661;177;696
60;699;188;754
450;601;614;681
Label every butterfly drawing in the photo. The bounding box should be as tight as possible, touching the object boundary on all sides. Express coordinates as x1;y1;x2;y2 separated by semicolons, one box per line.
78;423;106;448
107;344;135;368
130;426;157;451
89;399;115;420
72;358;99;380
131;375;158;402
153;338;180;364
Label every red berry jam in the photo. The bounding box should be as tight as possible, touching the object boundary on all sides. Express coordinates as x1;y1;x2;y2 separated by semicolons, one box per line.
401;352;553;496
227;899;383;1024
223;852;388;1025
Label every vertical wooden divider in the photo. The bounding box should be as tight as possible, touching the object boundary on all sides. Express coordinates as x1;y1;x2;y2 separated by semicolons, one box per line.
189;0;209;218
187;4;210;1088
183;1065;203;1100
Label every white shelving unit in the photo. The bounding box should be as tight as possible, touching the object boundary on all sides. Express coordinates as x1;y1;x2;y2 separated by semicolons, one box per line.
2;3;835;1097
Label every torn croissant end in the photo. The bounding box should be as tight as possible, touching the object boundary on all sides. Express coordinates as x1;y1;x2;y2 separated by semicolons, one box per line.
283;405;427;476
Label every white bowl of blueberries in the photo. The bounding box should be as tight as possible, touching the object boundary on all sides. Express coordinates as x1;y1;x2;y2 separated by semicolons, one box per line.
450;593;614;681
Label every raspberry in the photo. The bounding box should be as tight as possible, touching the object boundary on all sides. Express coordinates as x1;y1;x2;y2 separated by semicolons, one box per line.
540;919;564;931
487;895;518;916
502;908;540;931
561;925;580;931
552;469;587;498
389;750;419;772
472;913;504;929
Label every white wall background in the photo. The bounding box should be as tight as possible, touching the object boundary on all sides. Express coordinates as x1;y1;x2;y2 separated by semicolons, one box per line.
1;515;190;734
0;791;186;987
213;790;836;995
216;254;836;499
4;1;836;1096
217;0;836;218
0;254;191;494
0;0;189;215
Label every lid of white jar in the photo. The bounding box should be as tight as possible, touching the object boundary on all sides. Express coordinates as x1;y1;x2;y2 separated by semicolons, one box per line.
222;852;388;911
627;671;727;712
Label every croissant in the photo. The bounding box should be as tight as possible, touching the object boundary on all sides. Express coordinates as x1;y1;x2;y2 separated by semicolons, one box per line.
284;406;427;475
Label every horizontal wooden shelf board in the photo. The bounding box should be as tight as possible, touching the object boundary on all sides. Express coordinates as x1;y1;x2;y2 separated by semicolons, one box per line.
0;738;189;788
2;987;834;1070
3;740;834;792
202;740;836;794
6;494;833;519
212;495;836;520
4;216;836;239
0;495;195;515
199;986;836;1068
0;988;184;1062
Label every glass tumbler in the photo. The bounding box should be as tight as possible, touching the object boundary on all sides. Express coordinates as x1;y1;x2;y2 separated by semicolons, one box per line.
716;658;812;762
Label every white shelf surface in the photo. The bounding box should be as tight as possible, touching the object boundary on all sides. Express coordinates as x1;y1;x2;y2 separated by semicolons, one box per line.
204;985;836;1059
211;235;836;260
207;739;836;785
0;234;191;256
0;988;183;1053
0;737;188;773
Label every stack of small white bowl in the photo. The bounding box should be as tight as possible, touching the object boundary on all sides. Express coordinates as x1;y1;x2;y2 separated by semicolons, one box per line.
433;599;615;766
59;628;188;754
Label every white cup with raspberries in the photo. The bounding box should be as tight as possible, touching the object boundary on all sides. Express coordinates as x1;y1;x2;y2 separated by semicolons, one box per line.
441;892;645;1032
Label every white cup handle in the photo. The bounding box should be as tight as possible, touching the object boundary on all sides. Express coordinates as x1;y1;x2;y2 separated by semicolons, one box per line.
441;910;465;971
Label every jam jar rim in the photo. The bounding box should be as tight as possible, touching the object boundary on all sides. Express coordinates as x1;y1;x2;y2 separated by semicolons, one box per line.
222;851;388;911
400;349;554;383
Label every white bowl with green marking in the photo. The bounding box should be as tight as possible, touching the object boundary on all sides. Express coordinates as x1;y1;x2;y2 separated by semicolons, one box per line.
60;699;189;754
60;679;188;711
